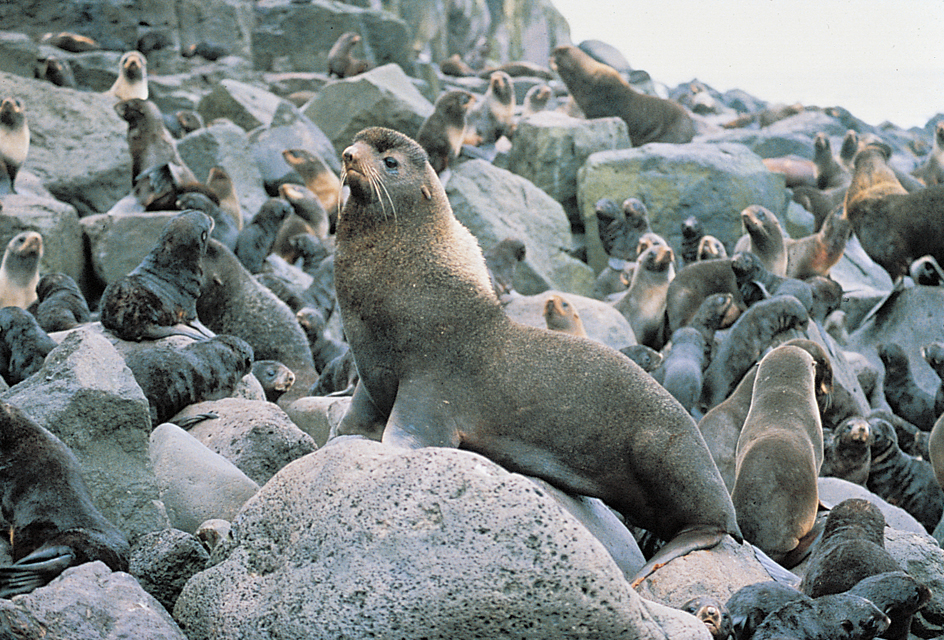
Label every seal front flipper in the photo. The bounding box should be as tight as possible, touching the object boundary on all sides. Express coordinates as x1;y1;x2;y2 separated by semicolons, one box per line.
337;380;392;440
629;525;729;588
0;545;75;598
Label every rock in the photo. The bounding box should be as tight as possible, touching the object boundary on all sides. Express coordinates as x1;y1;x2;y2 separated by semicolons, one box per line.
698;128;815;160
882;528;944;638
502;289;635;350
0;193;84;284
174;437;710;640
487;0;571;66
764;110;849;139
0;71;131;216
175;0;254;60
282;395;351;448
0;562;187;640
635;536;775;609
303;63;434;156
149;422;260;534
829;234;895;297
1;328;168;539
129;528;210;613
0;31;39;78
173;397;317;486
252;0;413;75
196;78;291;133
447;159;595;296
177;119;268;218
507;111;631;229
577;143;791;272
81;211;181;286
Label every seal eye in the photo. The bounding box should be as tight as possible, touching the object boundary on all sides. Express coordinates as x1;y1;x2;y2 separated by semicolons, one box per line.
383;156;399;172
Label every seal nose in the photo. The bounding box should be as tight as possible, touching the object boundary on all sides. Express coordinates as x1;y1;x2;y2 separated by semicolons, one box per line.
342;146;359;168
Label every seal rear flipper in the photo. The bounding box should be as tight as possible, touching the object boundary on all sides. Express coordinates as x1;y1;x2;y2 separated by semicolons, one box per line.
337;380;390;440
384;380;461;449
629;526;728;588
138;323;212;342
171;412;219;429
0;545;75;598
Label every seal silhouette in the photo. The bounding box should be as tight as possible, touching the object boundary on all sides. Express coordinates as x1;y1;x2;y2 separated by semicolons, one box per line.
333;127;741;585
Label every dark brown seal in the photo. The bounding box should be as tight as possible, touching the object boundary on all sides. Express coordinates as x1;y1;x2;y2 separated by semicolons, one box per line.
846;571;932;640
415;89;476;174
821;416;872;486
334;126;741;585
327;32;369;79
0;401;129;598
751;593;888;640
549;45;694;146
0;97;29;194
176;191;238;252
233;198;293;274
0;230;43;309
0;307;56;386
123;335;254;425
29;273;91;333
680;596;732;640
100;210;215;342
877;342;937;429
731;344;824;564
115;98;196;187
36;55;76;88
39;31;100;52
251;360;296;403
844;143;944;281
665;259;745;336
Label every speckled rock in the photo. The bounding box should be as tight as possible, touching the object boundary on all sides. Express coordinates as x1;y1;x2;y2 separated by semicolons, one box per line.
173;397;317;485
447;159;595;296
129;528;210;614
174;437;710;640
283;395;351;447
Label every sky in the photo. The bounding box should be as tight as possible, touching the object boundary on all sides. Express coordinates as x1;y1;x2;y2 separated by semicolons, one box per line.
552;0;944;130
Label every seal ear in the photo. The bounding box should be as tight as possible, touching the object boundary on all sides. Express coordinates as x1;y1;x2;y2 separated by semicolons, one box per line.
421;185;432;201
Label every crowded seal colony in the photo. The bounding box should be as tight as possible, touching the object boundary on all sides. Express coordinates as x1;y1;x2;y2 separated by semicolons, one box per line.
0;1;941;638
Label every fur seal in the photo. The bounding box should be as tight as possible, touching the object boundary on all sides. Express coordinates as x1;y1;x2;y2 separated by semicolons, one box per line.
0;307;56;386
483;237;526;299
115;98;196;188
786;206;852;280
597;197;651;262
799;499;903;598
251;360;296;403
698;365;758;492
847;571;931;640
700;295;809;410
665;259;745;336
206;166;243;230
614;243;674;349
679;215;705;265
877;342;936;429
912;121;944;186
280;149;341;222
543;293;587;337
0;402;129;598
697;235;727;261
0;97;29;194
730;250;814;313
521;84;552;117
751;593;888;640
843;143;944;281
734;205;788;277
468;70;515;145
296;306;348;373
549;45;695;146
821;417;872;486
29;273;91;333
813;132;850;190
731;344;825;563
278;182;330;241
415;89;476;174
108;51;148;101
0;231;42;309
839;129;861;171
439;54;475;77
618;344;662;372
123;335;254;426
39;31;100;53
36;55;76;89
910;255;944;286
234;198;293;274
762;155;817;188
866;415;944;532
327;32;369;78
310;349;358;397
680;596;732;640
100;210;215;342
726;581;810;640
922;341;944;417
334;126;741;583
176;191;238;252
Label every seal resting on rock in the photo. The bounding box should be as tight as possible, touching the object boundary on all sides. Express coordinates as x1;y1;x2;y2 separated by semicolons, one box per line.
29;273;90;332
334;127;741;585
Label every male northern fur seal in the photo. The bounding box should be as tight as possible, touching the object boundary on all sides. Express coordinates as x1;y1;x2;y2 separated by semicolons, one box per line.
550;45;694;146
0;401;129;597
333;127;741;584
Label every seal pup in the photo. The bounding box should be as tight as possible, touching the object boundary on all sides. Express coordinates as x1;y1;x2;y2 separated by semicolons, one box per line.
0;231;43;309
843;143;944;281
751;593;889;640
38;31;100;52
115;98;196;188
415;89;476;174
846;572;931;640
813;132;850;190
206;166;243;230
910;255;944;286
0;307;56;386
0;401;129;598
821;416;872;486
334;127;741;584
734;205;788;277
468;70;515;145
234;198;293;274
730;250;814;314
680;596;732;640
108;51;148;101
613;243;674;350
665;259;744;336
618;344;662;373
877;342;936;429
296;306;348;373
484;237;526;299
912;121;944;186
0;97;29;194
281;149;341;220
730;344;825;564
726;581;811;640
100;210;215;342
542;293;586;337
251;360;296;403
176;191;239;252
123;335;254;425
549;45;695;146
29;273;90;333
679;215;705;265
520;84;552;117
36;55;76;89
327;32;369;78
439;54;475;77
786;206;852;280
922;341;944;417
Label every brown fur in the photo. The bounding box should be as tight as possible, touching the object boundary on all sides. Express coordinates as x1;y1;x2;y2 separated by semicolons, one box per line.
543;293;587;337
786;206;852;279
327;32;370;79
416;90;476;174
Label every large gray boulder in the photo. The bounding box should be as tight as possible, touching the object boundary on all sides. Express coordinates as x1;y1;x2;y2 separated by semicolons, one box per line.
0;71;131;216
174;437;710;640
697;128;815;159
447;159;595;296
577;143;791;272
1;328;168;539
129;528;211;614
282;395;352;448
507;111;631;228
253;0;413;75
81;211;181;286
196;78;292;132
0;562;187;640
303;63;434;156
150;422;260;534
174;397;318;486
0;31;39;78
